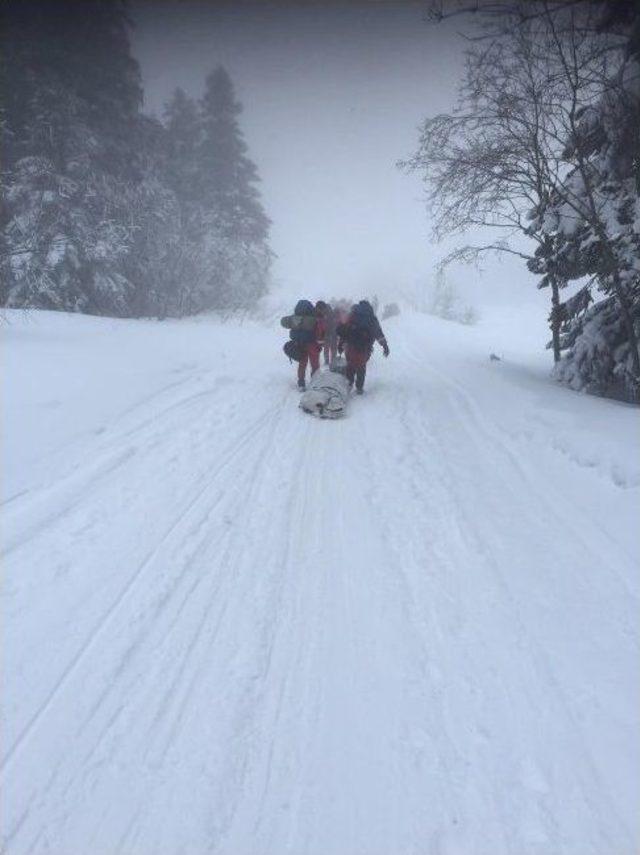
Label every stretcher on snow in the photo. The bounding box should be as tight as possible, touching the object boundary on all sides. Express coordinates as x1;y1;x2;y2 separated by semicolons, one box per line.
299;365;350;419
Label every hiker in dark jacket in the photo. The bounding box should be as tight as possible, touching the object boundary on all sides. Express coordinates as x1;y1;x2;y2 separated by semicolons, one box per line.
288;299;324;390
337;300;389;393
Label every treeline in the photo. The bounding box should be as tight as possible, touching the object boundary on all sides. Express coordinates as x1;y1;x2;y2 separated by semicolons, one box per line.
0;0;271;319
407;0;639;403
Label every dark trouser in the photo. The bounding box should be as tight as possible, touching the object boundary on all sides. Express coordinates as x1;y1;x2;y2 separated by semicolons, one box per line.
345;345;370;390
298;343;321;383
346;364;366;390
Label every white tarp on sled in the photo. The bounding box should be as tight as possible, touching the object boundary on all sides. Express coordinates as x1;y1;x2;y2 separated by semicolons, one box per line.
299;368;350;419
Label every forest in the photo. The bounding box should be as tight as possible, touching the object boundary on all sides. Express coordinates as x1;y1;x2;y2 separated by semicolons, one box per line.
1;1;271;319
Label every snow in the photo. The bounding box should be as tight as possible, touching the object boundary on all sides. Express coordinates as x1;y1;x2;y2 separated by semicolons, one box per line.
2;306;639;854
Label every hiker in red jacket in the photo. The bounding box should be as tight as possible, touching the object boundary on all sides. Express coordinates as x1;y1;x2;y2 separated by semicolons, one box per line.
337;300;389;393
315;300;338;365
292;299;324;389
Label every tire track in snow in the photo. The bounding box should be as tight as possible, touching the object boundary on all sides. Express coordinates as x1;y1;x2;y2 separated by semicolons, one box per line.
383;338;637;852
215;402;472;854
418;349;639;599
1;373;198;510
4;326;638;855
0;394;287;779
2;378;234;556
2;385;311;855
84;394;315;854
428;379;637;851
64;394;297;853
351;384;506;852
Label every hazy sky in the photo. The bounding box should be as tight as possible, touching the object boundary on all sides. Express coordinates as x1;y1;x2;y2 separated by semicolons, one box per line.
131;1;536;307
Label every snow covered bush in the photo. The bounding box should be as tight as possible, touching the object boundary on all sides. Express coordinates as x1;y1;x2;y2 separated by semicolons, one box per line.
428;270;478;325
555;286;640;403
382;302;400;320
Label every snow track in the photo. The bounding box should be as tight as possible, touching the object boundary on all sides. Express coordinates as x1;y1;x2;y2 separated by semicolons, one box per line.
2;312;638;854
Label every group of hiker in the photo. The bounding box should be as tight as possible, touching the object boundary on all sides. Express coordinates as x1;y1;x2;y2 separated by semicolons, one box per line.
282;298;389;393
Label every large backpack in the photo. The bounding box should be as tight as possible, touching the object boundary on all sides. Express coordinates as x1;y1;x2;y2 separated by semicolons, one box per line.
283;340;303;362
290;326;316;345
281;314;317;332
287;299;317;345
294;299;315;316
346;302;376;351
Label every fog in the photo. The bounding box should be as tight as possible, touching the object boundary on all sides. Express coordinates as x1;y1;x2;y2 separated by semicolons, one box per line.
132;0;540;310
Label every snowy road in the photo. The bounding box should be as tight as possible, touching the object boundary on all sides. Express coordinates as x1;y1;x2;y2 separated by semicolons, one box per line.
2;310;639;854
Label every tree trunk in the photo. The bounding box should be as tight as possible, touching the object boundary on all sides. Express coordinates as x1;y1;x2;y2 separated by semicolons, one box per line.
549;275;561;363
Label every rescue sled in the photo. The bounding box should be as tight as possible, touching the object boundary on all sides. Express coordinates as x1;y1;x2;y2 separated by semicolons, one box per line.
299;366;350;419
329;355;348;376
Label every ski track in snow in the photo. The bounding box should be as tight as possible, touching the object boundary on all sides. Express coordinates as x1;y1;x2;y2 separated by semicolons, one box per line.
2;318;639;855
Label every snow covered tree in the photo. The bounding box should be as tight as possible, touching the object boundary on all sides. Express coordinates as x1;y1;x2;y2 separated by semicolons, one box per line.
198;67;271;244
159;87;212;316
117;116;184;318
2;156;132;314
1;0;144;315
406;0;639;400
429;268;477;324
194;67;272;310
201;68;272;309
430;268;457;320
161;67;273;314
164;88;202;218
401;10;570;353
158;73;272;316
1;10;272;319
527;2;640;401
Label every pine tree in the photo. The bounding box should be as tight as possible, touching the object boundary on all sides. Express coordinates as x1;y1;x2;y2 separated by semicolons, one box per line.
198;66;271;245
122;115;184;319
1;13;273;319
1;0;144;315
164;88;202;209
165;65;272;312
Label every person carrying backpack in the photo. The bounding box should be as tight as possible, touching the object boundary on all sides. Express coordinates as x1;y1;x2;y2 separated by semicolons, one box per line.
315;300;337;365
336;299;389;393
283;299;324;390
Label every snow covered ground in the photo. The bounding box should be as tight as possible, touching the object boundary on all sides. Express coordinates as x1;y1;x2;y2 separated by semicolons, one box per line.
2;305;639;854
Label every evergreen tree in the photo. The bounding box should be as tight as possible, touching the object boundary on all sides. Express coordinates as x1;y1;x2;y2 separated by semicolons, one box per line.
158;66;273;313
1;0;144;315
164;88;202;209
161;76;272;315
198;66;271;245
531;3;640;401
1;12;273;319
121;115;184;319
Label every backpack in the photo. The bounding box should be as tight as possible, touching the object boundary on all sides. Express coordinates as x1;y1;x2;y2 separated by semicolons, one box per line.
294;299;315;316
346;303;376;351
281;314;316;332
283;340;303;362
283;299;317;345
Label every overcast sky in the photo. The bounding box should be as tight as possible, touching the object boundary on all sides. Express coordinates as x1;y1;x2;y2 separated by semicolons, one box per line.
131;1;538;308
